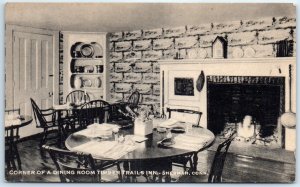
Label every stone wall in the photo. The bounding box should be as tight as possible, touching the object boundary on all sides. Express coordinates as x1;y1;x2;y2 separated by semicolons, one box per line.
108;16;296;113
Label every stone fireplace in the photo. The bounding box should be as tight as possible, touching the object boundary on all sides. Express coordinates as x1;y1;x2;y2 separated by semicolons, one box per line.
159;57;296;150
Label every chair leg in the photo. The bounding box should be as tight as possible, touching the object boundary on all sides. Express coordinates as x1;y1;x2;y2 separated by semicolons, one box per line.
12;143;22;170
8;143;18;170
116;163;123;182
40;129;49;158
192;153;198;172
183;163;187;172
188;157;193;175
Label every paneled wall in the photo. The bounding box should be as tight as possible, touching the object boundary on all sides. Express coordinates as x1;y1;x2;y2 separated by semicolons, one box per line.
108;16;296;114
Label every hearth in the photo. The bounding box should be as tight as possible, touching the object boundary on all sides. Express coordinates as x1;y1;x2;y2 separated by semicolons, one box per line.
207;76;285;147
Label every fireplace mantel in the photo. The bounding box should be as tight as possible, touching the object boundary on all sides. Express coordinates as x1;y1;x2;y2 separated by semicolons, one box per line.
158;57;296;150
158;57;296;65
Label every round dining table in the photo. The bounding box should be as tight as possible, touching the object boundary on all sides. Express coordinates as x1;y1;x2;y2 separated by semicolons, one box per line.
5;115;33;171
5;115;33;130
65;124;215;182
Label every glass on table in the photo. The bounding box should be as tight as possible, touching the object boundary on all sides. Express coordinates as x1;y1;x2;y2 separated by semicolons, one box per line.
185;122;193;134
166;129;173;139
118;134;125;143
112;127;119;141
124;135;135;146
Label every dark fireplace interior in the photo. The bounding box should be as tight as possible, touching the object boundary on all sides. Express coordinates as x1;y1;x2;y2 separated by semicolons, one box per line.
207;76;285;139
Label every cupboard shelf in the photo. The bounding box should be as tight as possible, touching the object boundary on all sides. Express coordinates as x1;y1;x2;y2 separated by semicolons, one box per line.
71;73;104;75
72;57;103;60
62;31;109;101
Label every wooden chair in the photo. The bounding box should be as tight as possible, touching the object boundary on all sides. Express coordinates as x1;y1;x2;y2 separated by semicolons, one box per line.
167;108;202;127
30;98;68;156
166;108;203;173
64;90;90;132
109;91;140;127
5;109;22;171
66;90;90;105
43;145;122;182
78;100;110;129
178;132;236;183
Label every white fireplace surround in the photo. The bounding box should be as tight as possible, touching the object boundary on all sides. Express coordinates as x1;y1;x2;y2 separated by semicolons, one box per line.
159;57;296;150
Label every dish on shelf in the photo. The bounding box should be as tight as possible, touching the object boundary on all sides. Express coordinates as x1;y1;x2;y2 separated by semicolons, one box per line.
94;77;102;88
84;65;94;73
198;48;208;59
187;48;198;59
232;48;244;58
71;42;84;58
82;78;92;87
73;76;82;89
244;47;256;58
91;42;103;58
80;44;94;58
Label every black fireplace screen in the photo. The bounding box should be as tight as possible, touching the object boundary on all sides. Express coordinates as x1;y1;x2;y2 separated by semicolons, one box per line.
207;76;285;137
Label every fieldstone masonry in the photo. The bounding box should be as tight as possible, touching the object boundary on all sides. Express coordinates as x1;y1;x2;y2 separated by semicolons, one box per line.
59;16;296;110
108;16;296;115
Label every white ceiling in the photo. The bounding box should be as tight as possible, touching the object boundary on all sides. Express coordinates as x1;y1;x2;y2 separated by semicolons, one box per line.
5;3;296;32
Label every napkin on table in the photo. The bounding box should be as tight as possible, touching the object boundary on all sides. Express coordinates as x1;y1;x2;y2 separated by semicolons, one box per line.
72;141;136;159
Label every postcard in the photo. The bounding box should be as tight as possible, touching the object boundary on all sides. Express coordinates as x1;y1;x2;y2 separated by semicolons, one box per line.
4;2;296;183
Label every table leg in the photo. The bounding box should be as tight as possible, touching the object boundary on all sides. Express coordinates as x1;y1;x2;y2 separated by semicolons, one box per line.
192;152;198;172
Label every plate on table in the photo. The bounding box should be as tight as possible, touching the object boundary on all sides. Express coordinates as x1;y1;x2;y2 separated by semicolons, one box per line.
171;126;186;133
158;138;174;147
156;127;167;133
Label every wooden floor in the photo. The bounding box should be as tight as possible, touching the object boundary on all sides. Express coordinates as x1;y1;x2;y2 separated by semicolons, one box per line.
5;137;295;183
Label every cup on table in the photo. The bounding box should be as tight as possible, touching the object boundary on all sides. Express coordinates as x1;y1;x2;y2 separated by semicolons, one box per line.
90;124;98;137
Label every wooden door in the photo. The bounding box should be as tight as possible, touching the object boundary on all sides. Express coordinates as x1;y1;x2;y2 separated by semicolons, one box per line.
5;25;59;137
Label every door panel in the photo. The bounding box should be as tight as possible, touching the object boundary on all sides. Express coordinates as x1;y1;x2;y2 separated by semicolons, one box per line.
12;31;55;137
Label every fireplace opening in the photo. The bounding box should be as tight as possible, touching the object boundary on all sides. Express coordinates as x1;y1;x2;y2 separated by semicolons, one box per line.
207;76;285;147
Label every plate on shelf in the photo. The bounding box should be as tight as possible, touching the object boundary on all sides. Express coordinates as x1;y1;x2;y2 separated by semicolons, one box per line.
94;77;102;88
84;65;94;73
198;48;208;59
244;47;256;58
80;44;94;58
71;42;84;58
83;79;92;87
232;48;244;58
91;42;103;58
187;48;198;59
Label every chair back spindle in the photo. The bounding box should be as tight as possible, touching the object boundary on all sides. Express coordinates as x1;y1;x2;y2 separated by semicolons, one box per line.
66;90;90;105
79;100;110;128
